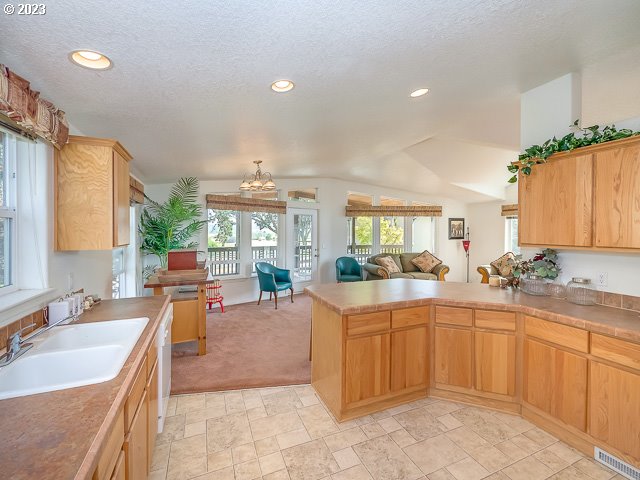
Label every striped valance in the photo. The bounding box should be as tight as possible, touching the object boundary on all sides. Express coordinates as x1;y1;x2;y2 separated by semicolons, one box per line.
130;177;145;204
345;205;442;217
501;204;518;217
206;194;286;214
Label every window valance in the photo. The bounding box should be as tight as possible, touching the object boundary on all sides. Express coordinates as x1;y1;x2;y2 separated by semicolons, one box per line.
0;64;69;149
206;194;286;214
130;177;145;204
501;204;518;217
345;205;442;217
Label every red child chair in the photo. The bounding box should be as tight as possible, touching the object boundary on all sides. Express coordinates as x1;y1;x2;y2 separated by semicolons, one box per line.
206;280;224;312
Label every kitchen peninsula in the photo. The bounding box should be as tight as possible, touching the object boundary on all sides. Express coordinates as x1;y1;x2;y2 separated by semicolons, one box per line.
305;279;640;468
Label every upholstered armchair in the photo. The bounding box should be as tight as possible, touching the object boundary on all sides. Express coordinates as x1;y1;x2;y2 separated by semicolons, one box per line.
477;265;498;284
255;262;294;309
335;257;363;283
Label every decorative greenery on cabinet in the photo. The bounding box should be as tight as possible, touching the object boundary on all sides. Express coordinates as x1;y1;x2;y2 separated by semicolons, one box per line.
508;120;640;183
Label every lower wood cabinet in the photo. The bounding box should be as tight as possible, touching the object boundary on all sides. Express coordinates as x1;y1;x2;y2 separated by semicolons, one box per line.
147;361;159;471
475;331;515;396
434;326;472;388
125;389;149;480
390;326;428;392
345;334;390;405
524;338;587;431
589;361;640;460
110;451;125;480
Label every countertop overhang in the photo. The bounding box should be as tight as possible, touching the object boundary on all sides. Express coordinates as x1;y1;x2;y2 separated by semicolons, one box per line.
305;280;640;342
0;295;171;480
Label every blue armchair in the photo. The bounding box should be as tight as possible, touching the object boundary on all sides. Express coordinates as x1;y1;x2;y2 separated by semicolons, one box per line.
255;262;294;309
335;256;363;282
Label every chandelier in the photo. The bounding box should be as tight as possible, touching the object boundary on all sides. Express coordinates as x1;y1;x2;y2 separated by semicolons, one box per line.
239;160;276;191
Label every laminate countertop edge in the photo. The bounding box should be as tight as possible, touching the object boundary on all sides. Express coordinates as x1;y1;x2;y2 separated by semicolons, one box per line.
305;280;640;343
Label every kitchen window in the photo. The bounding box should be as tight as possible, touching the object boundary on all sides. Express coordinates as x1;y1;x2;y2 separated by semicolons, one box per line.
505;217;520;254
208;208;241;276
0;130;17;295
112;248;126;299
251;212;278;272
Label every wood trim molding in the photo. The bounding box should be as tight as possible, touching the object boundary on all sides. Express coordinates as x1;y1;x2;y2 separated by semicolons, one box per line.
67;135;133;161
129;176;144;204
501;204;518;217
206;194;286;214
345;205;442;217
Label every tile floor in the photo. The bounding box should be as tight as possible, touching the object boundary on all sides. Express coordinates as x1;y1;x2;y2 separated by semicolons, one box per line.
150;385;624;480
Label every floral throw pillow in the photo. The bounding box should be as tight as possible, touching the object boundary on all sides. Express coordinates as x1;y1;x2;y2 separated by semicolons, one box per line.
375;256;401;274
491;252;516;277
410;250;443;273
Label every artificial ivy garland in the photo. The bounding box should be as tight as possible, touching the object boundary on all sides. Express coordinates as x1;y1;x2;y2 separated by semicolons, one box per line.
508;120;640;183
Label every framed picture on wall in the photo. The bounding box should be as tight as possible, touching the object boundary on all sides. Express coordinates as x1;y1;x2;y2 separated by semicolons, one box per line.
448;218;465;240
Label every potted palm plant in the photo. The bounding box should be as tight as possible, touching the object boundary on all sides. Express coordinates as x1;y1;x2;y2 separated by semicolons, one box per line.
139;177;207;272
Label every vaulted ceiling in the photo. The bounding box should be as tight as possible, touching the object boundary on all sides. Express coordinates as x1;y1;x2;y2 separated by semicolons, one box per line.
2;0;639;201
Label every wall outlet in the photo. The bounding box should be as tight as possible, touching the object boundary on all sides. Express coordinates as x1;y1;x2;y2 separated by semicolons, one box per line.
597;272;608;287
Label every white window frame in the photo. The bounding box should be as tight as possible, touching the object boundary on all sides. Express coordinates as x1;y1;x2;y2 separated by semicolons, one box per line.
112;248;126;299
0;128;17;297
505;217;520;254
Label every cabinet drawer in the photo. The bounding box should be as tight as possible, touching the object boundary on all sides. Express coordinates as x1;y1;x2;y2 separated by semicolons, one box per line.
591;334;640;371
93;409;124;480
525;316;588;353
147;341;158;379
475;310;516;331
125;356;148;432
346;311;390;336
391;306;429;329
435;306;472;327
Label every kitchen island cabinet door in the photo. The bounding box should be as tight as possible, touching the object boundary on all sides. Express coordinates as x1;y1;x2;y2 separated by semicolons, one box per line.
345;334;390;405
434;327;472;389
124;390;148;480
391;326;428;392
475;331;515;396
524;339;587;431
589;361;640;461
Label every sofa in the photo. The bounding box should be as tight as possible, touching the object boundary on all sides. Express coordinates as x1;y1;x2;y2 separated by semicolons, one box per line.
362;253;449;281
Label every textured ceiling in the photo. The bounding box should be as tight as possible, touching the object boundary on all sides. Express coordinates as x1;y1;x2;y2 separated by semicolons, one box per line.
1;0;640;201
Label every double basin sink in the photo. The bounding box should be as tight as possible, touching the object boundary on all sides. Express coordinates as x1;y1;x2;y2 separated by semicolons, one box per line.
0;318;149;400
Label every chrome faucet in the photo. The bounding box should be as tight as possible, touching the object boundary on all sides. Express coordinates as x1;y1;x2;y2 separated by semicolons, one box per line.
0;314;78;367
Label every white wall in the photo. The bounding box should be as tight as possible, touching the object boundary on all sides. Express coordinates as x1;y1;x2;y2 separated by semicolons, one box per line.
467;201;506;283
145;177;468;305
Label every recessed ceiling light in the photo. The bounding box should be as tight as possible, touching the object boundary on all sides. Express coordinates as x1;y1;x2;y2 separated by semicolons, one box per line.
410;88;429;98
271;80;295;93
69;50;112;70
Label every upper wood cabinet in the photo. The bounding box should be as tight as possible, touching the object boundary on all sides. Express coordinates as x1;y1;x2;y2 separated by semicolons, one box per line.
519;136;640;251
55;136;133;251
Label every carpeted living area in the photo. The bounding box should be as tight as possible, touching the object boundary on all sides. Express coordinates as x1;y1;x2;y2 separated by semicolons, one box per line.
170;293;311;394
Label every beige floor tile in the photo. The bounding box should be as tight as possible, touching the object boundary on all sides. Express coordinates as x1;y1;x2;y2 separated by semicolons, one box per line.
445;456;490;480
377;416;402;433
250;411;305;441
205;393;226;409
467;418;519;445
445;427;490;453
450;407;496;428
404;434;468;474
501;455;553;480
194;466;235;480
361;422;386;439
149;469;167;480
277;427;312;449
467;445;512;472
387;402;418;416
232;443;258;464
572;458;616;480
370;410;392;421
156;414;186;446
207;449;232;472
167;397;178;415
259;451;287;476
293;385;316;397
394;407;445;441
542;442;584;465
297;404;340;439
167;434;208;480
331;464;373;480
508;433;545;455
482;472;510;480
234;458;262;480
436;414;463;432
247;405;269;421
263;389;303;415
426;469;456;480
300;394;321;407
242;390;264;410
324;427;368;452
151;442;171;472
175;394;206;414
533;447;571;473
255;436;281;457
493;440;528;462
389;428;417;448
186;405;228;425
353;435;423;480
490;412;535;435
521;427;557;449
259;386;286;396
282;438;341;480
355;415;375;426
332;447;361;470
548;465;598;480
422;401;464;418
184;420;207;438
263;469;291;480
224;391;246;414
206;412;253;453
337;419;361;430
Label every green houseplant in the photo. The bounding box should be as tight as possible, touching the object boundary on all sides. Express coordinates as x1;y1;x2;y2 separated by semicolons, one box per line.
139;177;207;270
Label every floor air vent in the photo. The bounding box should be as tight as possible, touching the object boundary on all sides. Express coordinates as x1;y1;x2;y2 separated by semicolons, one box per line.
594;447;640;480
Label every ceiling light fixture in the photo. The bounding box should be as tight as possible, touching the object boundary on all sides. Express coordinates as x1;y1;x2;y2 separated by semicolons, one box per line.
239;160;276;191
410;88;429;98
69;50;112;70
271;80;294;93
